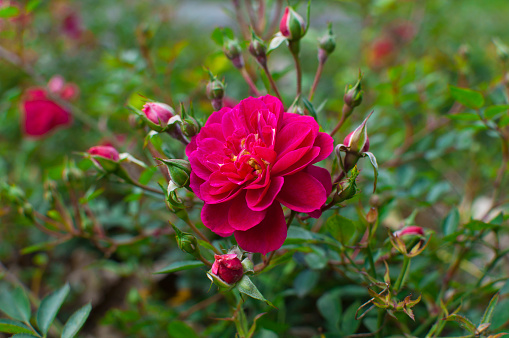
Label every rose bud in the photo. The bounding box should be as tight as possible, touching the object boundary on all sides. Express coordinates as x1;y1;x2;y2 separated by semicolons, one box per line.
88;145;120;161
318;23;336;63
279;6;306;41
206;75;225;111
48;75;65;94
211;254;244;285
249;31;267;66
223;37;244;69
142;102;174;126
343;76;363;115
177;232;198;254
344;113;371;154
394;226;424;237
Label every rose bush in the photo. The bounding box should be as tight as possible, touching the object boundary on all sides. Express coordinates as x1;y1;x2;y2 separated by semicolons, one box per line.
186;95;333;254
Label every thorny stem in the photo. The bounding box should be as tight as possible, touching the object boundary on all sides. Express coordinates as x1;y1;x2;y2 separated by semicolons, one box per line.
241;67;261;96
261;63;282;101
309;58;325;101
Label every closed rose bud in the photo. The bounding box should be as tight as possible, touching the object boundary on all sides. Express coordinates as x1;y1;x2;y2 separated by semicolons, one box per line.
279;7;306;41
142;102;174;126
206;75;225;111
48;75;65;94
211;254;244;285
344;116;370;154
177;233;198;254
249;32;267;66
343;77;363;111
223;37;244;69
394;226;424;237
88;145;120;161
163;159;191;188
318;23;336;62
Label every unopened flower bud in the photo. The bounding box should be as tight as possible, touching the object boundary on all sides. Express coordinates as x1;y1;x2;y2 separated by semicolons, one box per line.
142;102;174;126
344;112;372;154
223;37;244;69
249;32;267;66
206;75;225;111
211;253;244;285
88;146;120;161
343;76;363;111
279;7;307;41
163;159;191;188
178;233;198;254
318;23;336;62
394;226;424;237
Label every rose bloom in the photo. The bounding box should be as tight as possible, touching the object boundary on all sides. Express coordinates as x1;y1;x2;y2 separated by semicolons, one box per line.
186;95;333;254
21;88;72;137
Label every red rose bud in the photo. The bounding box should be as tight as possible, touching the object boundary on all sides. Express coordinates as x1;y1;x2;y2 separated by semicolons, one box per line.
211;254;244;285
88;145;120;161
223;37;244;69
279;7;306;41
394;226;424;237
249;32;267;66
142;102;174;126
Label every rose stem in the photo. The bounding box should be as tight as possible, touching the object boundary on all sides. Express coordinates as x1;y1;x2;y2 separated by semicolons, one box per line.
241;67;262;96
289;41;302;98
183;217;221;255
329;110;348;137
261;63;282;101
308;58;325;101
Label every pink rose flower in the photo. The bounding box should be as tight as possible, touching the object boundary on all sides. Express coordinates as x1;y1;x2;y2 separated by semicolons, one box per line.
88;145;120;161
21;88;72;137
211;253;244;285
186;95;333;254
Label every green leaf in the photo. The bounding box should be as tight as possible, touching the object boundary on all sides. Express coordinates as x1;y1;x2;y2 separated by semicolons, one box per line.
342;301;362;336
0;319;34;335
449;85;484;109
442;207;459;236
480;293;499;325
491;298;509;329
154;261;205;274
484;105;509;119
293;270;319;297
36;283;70;336
326;213;356;245
447;112;481;121
317;290;342;331
61;303;92;338
21;239;67;255
285;226;314;245
167;320;199;338
445;314;476;333
237;275;273;306
10;335;39;338
302;98;318;121
0;6;20;18
267;34;287;54
0;286;31;322
364;151;379;192
138;167;157;185
79;187;104;204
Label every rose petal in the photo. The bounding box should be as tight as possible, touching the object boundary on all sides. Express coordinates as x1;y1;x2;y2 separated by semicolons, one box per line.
277;171;326;212
271;146;320;176
234;203;287;254
246;176;284;211
312;132;334;163
205;107;232;126
228;193;267;231
305;165;332;197
202;202;235;237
